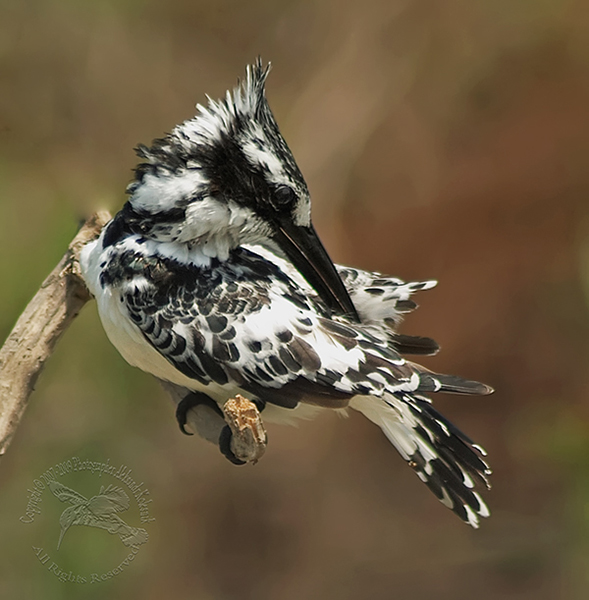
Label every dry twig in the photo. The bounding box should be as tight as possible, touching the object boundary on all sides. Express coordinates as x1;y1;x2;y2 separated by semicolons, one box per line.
222;395;267;464
0;211;112;456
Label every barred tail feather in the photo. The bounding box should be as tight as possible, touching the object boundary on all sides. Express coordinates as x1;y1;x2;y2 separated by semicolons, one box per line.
350;393;491;528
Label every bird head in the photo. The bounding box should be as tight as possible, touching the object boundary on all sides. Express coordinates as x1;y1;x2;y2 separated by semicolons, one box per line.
121;59;358;320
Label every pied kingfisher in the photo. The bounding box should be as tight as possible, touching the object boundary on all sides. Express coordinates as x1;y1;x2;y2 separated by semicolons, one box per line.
80;59;492;528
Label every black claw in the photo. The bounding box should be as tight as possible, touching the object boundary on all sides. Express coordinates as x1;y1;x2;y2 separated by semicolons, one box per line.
175;391;223;435
219;426;246;465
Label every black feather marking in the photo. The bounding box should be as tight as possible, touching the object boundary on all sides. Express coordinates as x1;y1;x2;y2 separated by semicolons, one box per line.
169;336;187;356
360;353;409;381
175;358;208;384
278;347;301;372
268;356;288;376
199;299;214;316
206;315;228;333
319;318;358;339
288;337;321;371
198;352;228;384
330;334;357;351
247;340;263;353
356;384;372;395
315;369;342;387
419;372;493;395
158;316;173;329
212;339;231;362
345;369;366;384
192;330;206;352
283;293;310;311
395;299;417;312
393;334;439;356
370;344;401;361
378;391;491;525
429;457;482;514
409;418;490;507
219;326;237;341
414;399;491;485
276;329;293;343
155;331;174;351
245;376;352;409
365;287;385;295
108;235;491;527
129;311;142;323
254;366;274;382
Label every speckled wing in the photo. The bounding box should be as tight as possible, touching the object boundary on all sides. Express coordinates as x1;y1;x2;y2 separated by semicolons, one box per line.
120;247;426;407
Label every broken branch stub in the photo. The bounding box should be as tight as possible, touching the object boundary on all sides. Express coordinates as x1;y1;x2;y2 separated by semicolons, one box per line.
222;395;268;464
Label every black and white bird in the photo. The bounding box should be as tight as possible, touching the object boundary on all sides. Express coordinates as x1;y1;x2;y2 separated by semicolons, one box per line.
80;60;493;528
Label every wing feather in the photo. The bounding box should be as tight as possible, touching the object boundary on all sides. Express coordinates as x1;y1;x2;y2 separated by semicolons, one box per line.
118;247;486;410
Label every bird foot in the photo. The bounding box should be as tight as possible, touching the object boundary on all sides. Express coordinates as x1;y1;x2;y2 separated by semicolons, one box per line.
176;392;267;465
175;391;223;436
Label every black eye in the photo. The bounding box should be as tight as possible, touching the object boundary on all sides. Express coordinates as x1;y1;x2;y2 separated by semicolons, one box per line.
273;185;297;207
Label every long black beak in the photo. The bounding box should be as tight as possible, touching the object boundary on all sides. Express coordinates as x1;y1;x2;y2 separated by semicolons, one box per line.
272;221;359;322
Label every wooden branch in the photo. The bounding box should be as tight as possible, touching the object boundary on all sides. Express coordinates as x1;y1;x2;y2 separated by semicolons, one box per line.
0;211;111;456
0;211;268;465
222;395;267;464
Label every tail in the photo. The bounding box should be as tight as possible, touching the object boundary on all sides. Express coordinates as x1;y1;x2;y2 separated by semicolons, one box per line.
351;391;491;528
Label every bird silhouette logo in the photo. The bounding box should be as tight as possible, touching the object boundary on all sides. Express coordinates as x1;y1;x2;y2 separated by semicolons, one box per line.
47;480;149;550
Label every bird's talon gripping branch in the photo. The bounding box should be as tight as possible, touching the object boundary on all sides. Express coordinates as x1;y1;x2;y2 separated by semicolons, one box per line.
175;391;268;464
175;391;224;436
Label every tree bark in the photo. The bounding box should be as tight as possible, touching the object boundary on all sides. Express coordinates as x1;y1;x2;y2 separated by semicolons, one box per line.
0;211;112;456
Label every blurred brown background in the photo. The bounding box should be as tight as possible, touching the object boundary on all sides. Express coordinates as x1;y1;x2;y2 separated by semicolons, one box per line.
2;1;589;599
